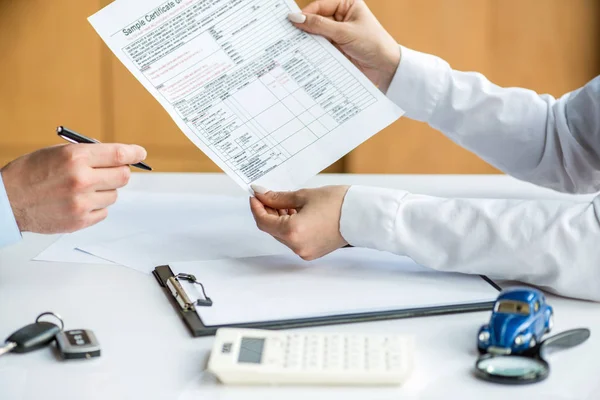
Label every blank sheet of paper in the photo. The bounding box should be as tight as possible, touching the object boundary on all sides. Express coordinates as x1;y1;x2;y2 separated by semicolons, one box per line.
89;0;403;192
33;191;152;264
34;192;252;265
78;211;292;274
169;248;499;327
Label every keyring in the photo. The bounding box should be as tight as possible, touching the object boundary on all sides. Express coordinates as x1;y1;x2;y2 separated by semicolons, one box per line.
35;311;65;331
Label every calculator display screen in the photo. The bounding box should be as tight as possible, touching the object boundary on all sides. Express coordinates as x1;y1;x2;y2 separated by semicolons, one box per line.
238;337;265;364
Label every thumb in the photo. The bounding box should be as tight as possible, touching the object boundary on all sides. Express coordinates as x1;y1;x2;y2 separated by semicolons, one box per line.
251;185;306;209
289;12;351;44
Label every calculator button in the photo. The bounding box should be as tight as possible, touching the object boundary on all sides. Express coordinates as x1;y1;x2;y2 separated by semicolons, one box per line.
347;336;358;347
386;337;404;351
286;352;302;367
283;335;304;370
288;336;303;353
263;340;284;366
386;352;404;371
369;337;391;371
328;335;342;349
305;355;321;370
325;353;342;369
303;335;323;370
321;335;338;370
367;352;385;371
348;351;366;369
368;337;386;354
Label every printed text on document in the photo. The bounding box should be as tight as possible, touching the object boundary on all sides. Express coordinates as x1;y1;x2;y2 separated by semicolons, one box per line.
89;0;403;191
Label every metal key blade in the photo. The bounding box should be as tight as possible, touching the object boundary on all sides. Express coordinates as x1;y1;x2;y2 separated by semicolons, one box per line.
0;342;17;357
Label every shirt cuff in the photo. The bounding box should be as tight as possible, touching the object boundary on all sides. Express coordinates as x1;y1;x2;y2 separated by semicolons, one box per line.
340;185;408;252
386;45;450;122
0;171;22;248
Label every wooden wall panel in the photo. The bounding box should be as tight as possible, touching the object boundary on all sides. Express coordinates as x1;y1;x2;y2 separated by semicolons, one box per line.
1;0;598;175
346;0;600;174
347;0;499;174
0;0;105;167
489;0;600;93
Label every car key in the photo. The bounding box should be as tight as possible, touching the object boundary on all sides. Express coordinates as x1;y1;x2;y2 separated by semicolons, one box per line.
0;312;64;357
56;329;101;360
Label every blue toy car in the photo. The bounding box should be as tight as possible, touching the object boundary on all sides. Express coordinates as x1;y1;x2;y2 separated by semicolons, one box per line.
478;287;553;355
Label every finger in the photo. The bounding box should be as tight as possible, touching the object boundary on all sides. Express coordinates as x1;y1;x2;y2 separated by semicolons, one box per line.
254;190;306;210
85;144;147;168
86;208;109;227
278;209;289;216
71;207;109;232
265;206;279;217
249;197;287;236
303;0;361;22
289;10;351;43
92;166;131;190
250;197;278;225
87;190;119;211
289;209;298;215
301;0;344;17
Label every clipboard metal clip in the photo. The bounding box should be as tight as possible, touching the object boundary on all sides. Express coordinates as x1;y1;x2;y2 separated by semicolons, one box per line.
166;273;213;311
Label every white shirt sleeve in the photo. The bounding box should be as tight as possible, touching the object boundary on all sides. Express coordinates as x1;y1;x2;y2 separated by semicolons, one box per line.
339;47;600;301
340;186;600;302
0;171;21;249
388;46;600;194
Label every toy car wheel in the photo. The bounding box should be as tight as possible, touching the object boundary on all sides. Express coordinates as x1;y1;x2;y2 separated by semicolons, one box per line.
529;337;537;348
477;346;487;355
547;312;554;333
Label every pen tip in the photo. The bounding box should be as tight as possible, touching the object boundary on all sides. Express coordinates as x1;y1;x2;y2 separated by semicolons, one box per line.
56;126;63;133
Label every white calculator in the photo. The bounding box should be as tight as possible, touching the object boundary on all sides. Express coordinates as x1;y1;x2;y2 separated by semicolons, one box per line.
207;328;414;386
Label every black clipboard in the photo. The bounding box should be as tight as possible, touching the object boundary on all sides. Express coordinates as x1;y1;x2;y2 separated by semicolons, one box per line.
153;265;501;337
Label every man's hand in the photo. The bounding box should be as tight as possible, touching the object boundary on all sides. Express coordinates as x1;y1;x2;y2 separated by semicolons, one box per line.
289;0;400;92
250;185;350;261
1;143;147;234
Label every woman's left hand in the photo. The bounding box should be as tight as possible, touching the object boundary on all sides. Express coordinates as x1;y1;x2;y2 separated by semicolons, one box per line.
250;185;350;260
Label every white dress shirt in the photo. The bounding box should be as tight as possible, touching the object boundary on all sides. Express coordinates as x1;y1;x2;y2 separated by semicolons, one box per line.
0;171;21;248
340;46;600;301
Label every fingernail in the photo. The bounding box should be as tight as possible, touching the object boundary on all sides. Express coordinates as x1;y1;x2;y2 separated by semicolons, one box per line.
251;184;269;194
131;144;147;160
288;12;306;24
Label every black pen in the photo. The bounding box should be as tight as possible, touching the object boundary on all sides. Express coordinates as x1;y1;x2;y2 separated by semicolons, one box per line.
57;126;152;171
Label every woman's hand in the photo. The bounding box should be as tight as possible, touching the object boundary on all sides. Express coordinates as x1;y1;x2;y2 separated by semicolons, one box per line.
289;0;400;92
250;185;350;260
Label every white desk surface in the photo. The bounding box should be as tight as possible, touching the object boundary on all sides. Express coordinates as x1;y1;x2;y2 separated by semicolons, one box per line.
1;173;599;400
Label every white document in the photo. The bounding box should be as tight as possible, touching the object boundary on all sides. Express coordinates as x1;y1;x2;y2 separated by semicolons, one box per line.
169;248;499;327
78;209;292;274
34;192;250;265
33;191;150;264
88;0;403;192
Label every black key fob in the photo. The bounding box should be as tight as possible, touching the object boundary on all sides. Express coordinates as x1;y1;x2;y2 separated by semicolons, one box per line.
56;330;101;360
5;322;61;354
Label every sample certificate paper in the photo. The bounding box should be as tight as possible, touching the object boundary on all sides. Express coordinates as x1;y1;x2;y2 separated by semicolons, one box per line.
89;0;403;191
